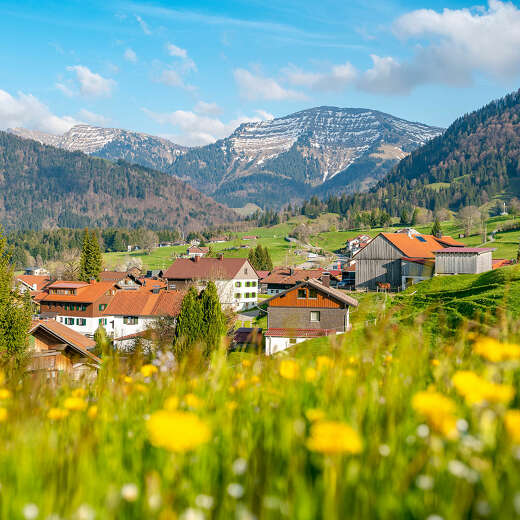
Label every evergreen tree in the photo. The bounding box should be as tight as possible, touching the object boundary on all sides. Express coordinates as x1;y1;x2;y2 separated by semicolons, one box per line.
411;208;419;226
431;218;442;238
79;229;102;282
173;286;203;359
0;229;32;370
200;281;227;357
94;325;111;357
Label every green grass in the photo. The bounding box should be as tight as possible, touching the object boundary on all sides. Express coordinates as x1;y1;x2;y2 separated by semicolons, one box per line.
425;182;451;191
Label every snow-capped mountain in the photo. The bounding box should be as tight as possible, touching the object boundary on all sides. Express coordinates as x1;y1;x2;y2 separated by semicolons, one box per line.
10;107;443;208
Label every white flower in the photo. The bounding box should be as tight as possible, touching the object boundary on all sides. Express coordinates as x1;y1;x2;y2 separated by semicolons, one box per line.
378;444;390;457
456;419;469;432
148;494;161;511
75;504;95;520
180;508;205;520
121;483;139;502
23;504;39;520
416;474;434;490
195;495;214;510
417;424;430;438
232;458;248;475
227;483;244;499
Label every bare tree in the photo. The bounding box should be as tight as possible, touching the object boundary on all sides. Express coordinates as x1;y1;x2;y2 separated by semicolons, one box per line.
139;230;159;255
457;206;481;237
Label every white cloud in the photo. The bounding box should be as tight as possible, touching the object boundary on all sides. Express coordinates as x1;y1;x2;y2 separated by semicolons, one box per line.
142;107;273;146
234;68;306;101
0;89;78;134
194;101;223;116
55;82;75;98
166;42;187;59
67;65;116;97
283;62;357;92
78;109;111;126
156;69;196;92
124;48;137;63
255;109;275;120
135;15;151;35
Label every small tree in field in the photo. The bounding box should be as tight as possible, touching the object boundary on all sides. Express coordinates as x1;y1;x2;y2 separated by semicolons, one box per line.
200;281;227;357
79;229;103;282
173;286;203;359
431;218;442;238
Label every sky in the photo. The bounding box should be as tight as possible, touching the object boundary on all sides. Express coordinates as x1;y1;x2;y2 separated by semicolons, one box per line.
1;0;520;146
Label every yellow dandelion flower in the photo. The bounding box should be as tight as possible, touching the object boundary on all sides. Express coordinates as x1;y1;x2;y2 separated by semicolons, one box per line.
474;338;520;363
234;378;247;390
229;386;236;394
71;388;87;398
0;372;5;386
384;354;392;363
279;359;299;380
185;393;203;409
0;407;7;422
0;388;12;400
123;376;133;384
316;356;333;371
452;371;514;405
344;368;355;377
189;377;199;388
227;401;238;412
48;408;69;420
307;421;362;454
505;410;520;444
304;367;317;382
242;359;252;368
305;408;326;422
147;410;210;452
140;364;158;378
412;391;458;439
64;397;87;411
164;396;179;411
87;405;98;419
348;356;357;364
431;359;440;367
134;383;149;393
250;375;261;385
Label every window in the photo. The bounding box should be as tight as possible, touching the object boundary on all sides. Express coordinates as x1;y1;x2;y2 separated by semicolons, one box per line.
81;304;87;311
289;338;297;344
169;284;176;290
98;318;107;326
235;281;242;287
123;316;138;325
310;311;320;322
252;281;257;287
251;292;256;299
244;268;248;274
77;318;86;326
65;318;74;325
245;292;250;298
246;281;251;287
235;293;241;299
308;288;318;299
99;304;107;311
297;289;306;299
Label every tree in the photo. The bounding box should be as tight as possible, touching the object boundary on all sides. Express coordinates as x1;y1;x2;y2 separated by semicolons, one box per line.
173;286;203;359
248;245;273;271
139;230;158;255
79;229;103;282
94;325;111;357
431;218;442;238
400;209;410;226
0;229;32;370
200;281;227;356
457;206;481;237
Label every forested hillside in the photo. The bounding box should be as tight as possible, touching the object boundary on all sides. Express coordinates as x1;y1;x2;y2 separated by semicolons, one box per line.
0;132;234;231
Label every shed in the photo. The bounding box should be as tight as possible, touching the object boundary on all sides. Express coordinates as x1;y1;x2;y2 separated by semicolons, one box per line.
434;247;495;275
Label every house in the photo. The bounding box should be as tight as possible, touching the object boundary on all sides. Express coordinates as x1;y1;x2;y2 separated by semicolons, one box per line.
242;235;257;241
434;247;495;275
38;280;117;337
15;274;51;295
24;266;49;276
187;245;209;258
232;327;263;351
345;234;372;257
261;267;325;295
103;290;184;349
262;278;358;355
354;232;464;290
162;256;258;310
209;236;228;244
28;319;101;379
145;269;163;279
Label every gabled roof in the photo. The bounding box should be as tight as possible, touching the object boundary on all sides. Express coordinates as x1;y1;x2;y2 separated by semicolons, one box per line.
262;278;359;307
163;257;254;280
103;290;184;317
29;319;100;363
433;247;495;254
40;281;116;303
187;245;209;253
261;267;324;285
377;233;464;259
100;271;131;282
16;275;51;291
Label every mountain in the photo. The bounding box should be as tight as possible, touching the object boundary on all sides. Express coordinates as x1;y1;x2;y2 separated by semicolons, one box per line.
9;124;186;174
319;88;520;218
10;107;443;209
0;131;233;231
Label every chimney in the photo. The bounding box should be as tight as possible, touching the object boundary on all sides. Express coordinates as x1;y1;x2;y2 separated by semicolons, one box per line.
321;273;330;287
289;267;294;276
193;255;200;263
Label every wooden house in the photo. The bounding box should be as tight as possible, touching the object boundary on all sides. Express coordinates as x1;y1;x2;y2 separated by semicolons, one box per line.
262;279;358;355
434;247;494;275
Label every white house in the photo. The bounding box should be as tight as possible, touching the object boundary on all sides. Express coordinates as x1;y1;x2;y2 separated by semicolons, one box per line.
162;256;259;311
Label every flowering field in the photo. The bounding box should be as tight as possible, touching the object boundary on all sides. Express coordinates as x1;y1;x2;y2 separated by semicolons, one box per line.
2;316;520;519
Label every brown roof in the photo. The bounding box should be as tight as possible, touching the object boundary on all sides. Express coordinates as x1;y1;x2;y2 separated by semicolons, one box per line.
256;270;270;280
100;271;129;282
433;247;495;253
163;257;254;280
233;327;263;344
187;246;209;253
103;290;184;317
377;233;464;259
29;319;100;363
40;281;116;303
263;278;359;307
264;328;337;338
16;275;51;291
262;268;324;285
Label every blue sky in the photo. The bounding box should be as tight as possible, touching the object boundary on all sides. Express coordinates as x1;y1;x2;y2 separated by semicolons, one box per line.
1;0;520;145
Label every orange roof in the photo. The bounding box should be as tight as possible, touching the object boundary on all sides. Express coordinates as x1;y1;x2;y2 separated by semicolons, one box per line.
100;271;130;282
103;290;184;317
40;281;117;303
380;233;464;259
16;275;51;291
262;268;324;285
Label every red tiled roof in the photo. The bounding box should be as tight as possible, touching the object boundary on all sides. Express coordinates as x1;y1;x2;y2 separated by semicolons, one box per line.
256;270;270;280
436;236;466;247
16;275;51;291
40;281;117;303
262;267;324;285
434;247;495;253
264;328;337;338
163;257;254;280
380;233;464;259
493;259;514;269
99;271;129;282
103;290;184;317
187;246;209;253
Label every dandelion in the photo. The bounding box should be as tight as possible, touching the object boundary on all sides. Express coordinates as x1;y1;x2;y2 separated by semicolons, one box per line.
305;408;326;422
140;364;158;378
0;407;7;422
416;474;434;490
185;393;202;409
22;503;39;519
344;368;355;377
279;359;299;380
452;371;514;405
234;378;247;390
134;383;148;393
47;408;69;420
195;494;214;509
412;391;458;439
164;396;179;411
504;410;520;444
473;337;520;362
304;367;317;382
0;388;12;400
123;376;133;384
232;457;247;475
87;405;98;420
227;483;245;499
64;397;87;411
180;508;205;520
316;356;333;371
147;410;210;452
431;359;440;367
121;483;139;502
242;359;252;368
250;375;260;385
306;421;362;454
71;388;87;398
378;444;390;457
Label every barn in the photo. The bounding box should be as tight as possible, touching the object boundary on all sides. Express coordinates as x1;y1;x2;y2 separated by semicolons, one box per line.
434;247;494;275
